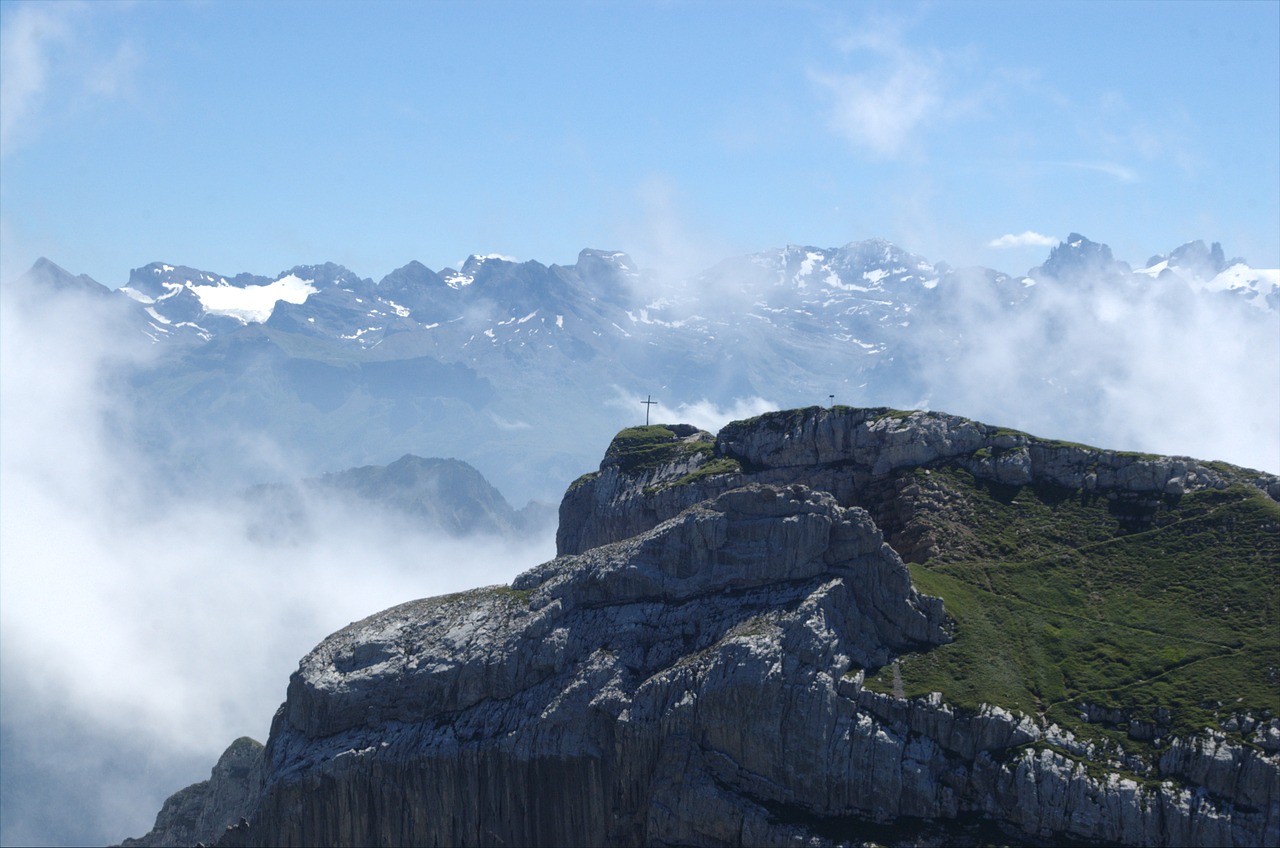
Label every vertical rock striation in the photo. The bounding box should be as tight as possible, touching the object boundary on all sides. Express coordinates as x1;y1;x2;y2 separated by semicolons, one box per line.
220;483;958;846
126;407;1279;847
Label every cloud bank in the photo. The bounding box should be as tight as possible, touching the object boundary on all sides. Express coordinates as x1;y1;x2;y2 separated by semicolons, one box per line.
2;237;1275;848
0;276;554;847
904;266;1280;476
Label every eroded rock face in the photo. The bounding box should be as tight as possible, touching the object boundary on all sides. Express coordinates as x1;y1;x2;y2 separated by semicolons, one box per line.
130;407;1280;847
220;484;953;846
558;407;1279;557
118;737;263;848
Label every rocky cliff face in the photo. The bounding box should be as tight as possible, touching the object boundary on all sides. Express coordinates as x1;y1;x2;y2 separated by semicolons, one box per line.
118;737;264;847
559;406;1278;560
129;407;1279;847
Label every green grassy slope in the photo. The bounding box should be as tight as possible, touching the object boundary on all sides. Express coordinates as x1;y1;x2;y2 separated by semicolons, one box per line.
865;467;1280;749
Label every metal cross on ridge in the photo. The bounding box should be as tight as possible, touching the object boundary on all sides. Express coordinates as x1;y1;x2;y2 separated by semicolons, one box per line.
642;394;657;425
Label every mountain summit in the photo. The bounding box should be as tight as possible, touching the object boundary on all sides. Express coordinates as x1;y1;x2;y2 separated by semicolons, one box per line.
125;407;1280;848
1031;232;1132;282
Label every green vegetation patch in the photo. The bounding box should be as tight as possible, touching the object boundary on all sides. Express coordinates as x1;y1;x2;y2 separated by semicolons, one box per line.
567;471;599;492
907;467;1126;563
605;426;682;474
605;426;713;476
1038;438;1105;452
725;407;817;435
667;457;743;489
872;473;1280;746
870;407;916;422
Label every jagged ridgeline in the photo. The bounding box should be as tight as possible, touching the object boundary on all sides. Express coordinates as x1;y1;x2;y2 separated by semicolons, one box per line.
125;407;1279;848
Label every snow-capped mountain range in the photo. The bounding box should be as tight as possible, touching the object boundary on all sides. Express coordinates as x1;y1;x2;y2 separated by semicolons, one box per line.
94;234;1276;349
16;234;1279;502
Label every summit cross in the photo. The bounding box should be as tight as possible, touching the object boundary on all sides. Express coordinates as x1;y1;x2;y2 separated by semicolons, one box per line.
642;395;657;426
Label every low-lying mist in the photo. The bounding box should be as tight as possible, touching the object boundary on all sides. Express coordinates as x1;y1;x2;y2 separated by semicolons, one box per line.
0;281;555;847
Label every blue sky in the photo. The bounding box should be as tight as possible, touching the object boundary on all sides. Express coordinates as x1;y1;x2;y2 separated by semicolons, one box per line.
2;0;1277;287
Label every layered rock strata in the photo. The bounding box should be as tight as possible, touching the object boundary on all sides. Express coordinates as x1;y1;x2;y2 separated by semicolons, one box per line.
219;483;952;846
558;406;1280;557
128;407;1279;847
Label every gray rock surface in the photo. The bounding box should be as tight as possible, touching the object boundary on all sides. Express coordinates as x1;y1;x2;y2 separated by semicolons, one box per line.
118;737;263;848
218;483;958;846
558;406;1279;557
129;407;1280;847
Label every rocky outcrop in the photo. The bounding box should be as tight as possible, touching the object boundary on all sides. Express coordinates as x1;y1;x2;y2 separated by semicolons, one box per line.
119;737;264;847
558;407;1279;556
847;688;1277;847
129;407;1280;847
218;483;956;846
556;424;738;554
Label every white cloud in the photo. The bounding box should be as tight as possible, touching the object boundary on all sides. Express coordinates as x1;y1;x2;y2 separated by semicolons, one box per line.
86;39;139;98
0;276;555;845
490;413;532;431
905;264;1280;475
988;231;1058;249
0;2;69;152
810;46;941;159
608;174;734;293
0;2;139;156
663;396;780;435
608;388;778;435
805;15;995;161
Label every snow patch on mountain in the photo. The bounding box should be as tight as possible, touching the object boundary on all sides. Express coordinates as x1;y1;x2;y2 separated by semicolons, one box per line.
339;326;381;341
798;250;825;278
1133;254;1279;310
1208;264;1280;310
189;274;317;323
1134;260;1170;278
120;287;155;304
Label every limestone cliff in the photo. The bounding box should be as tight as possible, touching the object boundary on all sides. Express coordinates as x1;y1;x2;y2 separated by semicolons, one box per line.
559;407;1279;559
128;407;1279;847
118;737;264;847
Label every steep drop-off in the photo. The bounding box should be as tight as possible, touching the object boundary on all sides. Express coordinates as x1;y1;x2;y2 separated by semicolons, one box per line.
128;407;1279;847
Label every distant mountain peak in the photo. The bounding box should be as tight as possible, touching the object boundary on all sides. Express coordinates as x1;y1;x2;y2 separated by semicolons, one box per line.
1142;240;1230;280
278;262;370;290
21;233;1275;360
460;253;519;273
1032;232;1132;281
573;249;640;287
19;257;111;297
